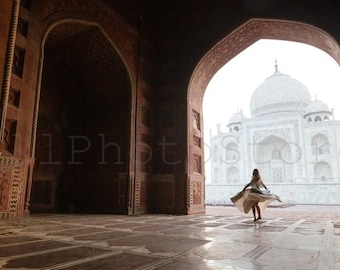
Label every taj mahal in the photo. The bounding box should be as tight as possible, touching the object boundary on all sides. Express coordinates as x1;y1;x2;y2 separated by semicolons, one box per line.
206;63;340;205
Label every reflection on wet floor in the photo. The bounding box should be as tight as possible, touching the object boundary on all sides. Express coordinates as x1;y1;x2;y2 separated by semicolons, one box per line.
0;205;339;269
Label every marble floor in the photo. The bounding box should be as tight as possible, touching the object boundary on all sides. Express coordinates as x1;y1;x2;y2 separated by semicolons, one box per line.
1;205;340;269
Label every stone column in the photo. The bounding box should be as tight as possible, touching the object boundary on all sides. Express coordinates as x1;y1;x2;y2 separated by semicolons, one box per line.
0;0;20;155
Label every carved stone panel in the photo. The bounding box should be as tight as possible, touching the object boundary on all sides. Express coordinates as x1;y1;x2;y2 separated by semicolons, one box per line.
0;157;22;219
192;182;202;205
8;88;20;107
3;120;17;154
12;46;25;78
193;135;201;148
193;154;202;174
17;17;28;37
192;110;201;131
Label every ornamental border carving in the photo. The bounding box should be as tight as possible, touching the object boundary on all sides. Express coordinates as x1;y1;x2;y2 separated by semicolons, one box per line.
253;128;291;142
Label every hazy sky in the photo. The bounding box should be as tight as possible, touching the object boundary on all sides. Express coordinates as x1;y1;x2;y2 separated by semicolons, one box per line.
203;39;340;138
203;39;340;182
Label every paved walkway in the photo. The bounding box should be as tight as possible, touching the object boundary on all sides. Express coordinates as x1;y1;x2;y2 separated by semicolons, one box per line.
0;205;340;269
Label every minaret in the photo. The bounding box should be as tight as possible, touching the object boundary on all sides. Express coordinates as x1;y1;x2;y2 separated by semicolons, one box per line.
274;58;278;72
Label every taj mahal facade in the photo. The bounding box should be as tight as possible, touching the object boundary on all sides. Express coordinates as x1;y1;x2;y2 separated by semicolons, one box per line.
206;64;340;205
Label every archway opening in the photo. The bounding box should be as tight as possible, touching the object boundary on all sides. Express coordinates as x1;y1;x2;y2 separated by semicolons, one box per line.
187;19;340;211
204;40;340;205
30;22;132;214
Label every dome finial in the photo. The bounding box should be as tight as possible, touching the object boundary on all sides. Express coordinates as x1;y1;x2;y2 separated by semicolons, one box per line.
275;58;278;72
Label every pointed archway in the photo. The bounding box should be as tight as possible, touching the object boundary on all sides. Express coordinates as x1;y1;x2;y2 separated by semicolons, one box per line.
187;18;340;214
30;21;133;214
254;135;293;183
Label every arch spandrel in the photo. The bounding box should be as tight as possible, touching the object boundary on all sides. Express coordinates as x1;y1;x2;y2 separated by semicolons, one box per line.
188;18;340;105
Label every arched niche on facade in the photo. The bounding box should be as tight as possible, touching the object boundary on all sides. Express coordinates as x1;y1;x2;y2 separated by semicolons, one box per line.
311;133;330;156
227;166;239;183
314;161;332;182
225;142;239;162
186;18;340;214
254;135;292;183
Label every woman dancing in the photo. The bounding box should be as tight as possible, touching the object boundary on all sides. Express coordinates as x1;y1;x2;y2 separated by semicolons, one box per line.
231;168;281;221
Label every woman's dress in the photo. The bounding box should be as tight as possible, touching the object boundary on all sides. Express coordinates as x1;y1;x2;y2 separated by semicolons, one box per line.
230;184;281;214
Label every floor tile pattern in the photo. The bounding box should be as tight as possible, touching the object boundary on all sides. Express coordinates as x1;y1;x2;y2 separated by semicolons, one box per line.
0;205;340;269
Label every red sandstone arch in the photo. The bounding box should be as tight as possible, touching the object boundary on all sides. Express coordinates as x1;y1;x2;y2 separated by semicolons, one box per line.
28;18;136;214
32;18;135;159
186;18;340;214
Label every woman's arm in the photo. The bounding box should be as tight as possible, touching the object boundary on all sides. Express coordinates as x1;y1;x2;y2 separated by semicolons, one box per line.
260;180;268;190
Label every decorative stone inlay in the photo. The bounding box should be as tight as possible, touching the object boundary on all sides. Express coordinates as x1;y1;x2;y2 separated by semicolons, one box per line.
0;157;22;219
0;167;11;211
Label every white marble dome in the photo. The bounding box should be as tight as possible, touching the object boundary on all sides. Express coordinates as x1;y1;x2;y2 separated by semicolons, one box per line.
304;99;330;115
250;68;312;117
228;111;245;125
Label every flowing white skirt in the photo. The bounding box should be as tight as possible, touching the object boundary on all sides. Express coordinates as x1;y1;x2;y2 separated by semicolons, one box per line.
230;188;281;214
